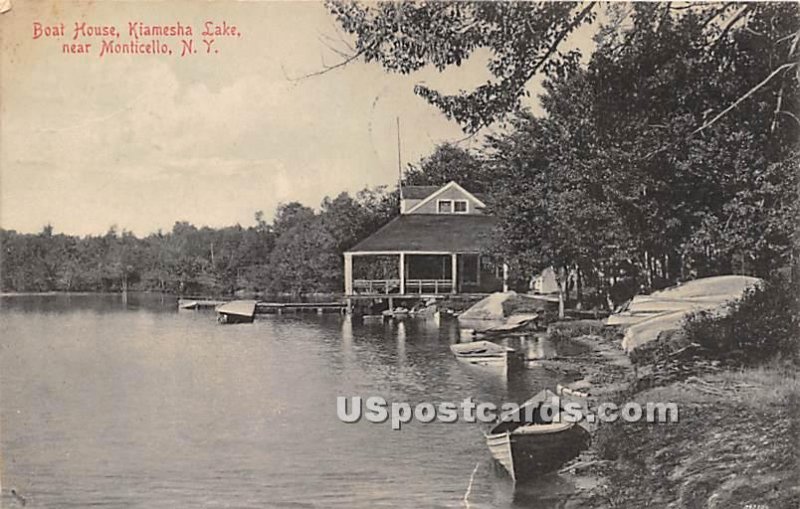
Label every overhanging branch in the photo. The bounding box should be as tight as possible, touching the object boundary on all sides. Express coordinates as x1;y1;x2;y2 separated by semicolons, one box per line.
692;62;798;136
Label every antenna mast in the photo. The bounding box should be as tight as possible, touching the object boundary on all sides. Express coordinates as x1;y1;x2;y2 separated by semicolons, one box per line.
396;116;403;199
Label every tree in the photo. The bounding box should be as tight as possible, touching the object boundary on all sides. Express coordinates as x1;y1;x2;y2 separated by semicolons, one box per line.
272;202;316;237
268;215;340;296
586;3;799;280
481;3;798;311
327;2;798;138
486;108;628;315
326;1;597;132
320;192;372;253
402;143;490;192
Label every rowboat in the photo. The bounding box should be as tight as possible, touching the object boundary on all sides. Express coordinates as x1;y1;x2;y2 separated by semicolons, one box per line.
178;299;199;310
450;340;513;367
478;313;539;335
485;389;589;483
607;275;761;326
216;300;257;324
607;275;763;351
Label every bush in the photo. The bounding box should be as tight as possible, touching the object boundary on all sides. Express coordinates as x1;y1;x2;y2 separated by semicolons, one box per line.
683;277;799;365
547;319;618;342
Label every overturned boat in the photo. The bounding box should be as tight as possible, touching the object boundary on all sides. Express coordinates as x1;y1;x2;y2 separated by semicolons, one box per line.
216;300;257;324
485;389;589;483
450;340;513;367
607;275;761;326
477;313;539;335
178;299;199;310
607;275;763;351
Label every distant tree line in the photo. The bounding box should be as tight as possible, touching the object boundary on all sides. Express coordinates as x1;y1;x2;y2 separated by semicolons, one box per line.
1;189;397;296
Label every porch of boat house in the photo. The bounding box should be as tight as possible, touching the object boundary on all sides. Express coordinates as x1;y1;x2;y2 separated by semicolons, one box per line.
343;214;502;307
345;250;484;296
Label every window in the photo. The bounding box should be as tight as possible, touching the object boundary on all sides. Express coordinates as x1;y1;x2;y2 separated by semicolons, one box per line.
438;199;469;214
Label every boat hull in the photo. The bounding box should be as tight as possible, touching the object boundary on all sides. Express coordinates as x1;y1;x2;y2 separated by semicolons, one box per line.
486;432;515;480
510;424;589;481
216;300;257;325
178;300;199;310
453;351;508;367
450;341;511;368
217;313;255;324
486;424;589;482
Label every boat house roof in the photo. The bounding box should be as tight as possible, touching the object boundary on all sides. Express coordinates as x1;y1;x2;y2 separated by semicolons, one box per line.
347;214;497;254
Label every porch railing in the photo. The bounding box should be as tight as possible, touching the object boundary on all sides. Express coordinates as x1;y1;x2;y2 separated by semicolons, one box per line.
405;279;454;294
352;278;454;295
353;279;400;294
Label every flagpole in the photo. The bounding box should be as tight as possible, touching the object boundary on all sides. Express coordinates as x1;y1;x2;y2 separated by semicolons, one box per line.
396;116;403;199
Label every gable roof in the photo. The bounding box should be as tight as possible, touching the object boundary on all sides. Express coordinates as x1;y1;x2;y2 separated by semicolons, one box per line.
347;214;497;253
405;181;487;214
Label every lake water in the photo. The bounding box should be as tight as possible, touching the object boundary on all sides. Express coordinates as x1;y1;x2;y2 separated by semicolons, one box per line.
1;294;585;508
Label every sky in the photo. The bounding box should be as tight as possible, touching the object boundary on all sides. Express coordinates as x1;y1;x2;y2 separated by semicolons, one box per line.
1;1;595;236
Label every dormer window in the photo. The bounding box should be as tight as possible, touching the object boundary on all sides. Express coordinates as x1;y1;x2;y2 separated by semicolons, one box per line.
437;199;469;214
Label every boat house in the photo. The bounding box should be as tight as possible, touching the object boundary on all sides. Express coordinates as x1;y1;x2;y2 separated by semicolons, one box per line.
344;182;502;301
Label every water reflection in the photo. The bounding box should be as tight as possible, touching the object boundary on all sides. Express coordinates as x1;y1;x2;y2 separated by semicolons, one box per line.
1;296;586;508
341;314;353;352
0;292;177;314
395;320;406;364
524;335;551;360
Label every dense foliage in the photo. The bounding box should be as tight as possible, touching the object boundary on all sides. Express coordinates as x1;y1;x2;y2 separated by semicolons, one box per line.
326;1;597;132
487;4;798;303
328;2;799;307
684;277;799;365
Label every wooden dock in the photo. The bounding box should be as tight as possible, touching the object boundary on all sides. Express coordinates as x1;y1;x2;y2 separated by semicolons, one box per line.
178;297;346;315
256;302;346;314
343;292;490;316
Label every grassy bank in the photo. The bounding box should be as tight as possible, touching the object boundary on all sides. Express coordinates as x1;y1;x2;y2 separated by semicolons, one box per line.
540;319;798;508
586;366;799;507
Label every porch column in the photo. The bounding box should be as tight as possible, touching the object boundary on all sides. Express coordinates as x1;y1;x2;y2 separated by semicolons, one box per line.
344;253;353;295
502;262;509;293
451;253;458;294
399;252;406;295
476;254;481;286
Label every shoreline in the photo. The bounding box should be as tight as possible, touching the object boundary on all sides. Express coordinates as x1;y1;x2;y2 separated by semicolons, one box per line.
0;290;169;297
544;325;798;508
1;291;113;297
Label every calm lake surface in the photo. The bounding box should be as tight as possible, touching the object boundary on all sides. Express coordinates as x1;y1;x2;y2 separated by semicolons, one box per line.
1;294;586;508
